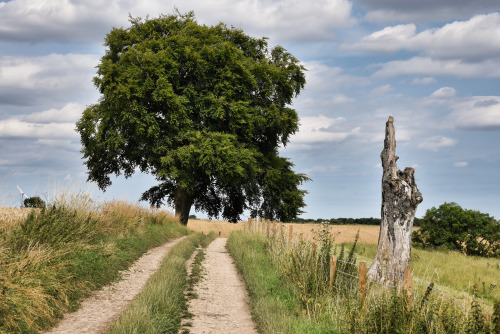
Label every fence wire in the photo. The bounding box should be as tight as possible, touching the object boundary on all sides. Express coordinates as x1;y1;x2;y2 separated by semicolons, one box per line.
248;223;481;316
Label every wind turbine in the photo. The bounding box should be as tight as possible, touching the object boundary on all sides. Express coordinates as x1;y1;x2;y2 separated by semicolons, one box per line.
17;186;28;207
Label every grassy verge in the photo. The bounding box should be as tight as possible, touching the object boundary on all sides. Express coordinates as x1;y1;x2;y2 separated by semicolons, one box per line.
232;223;498;333
106;232;216;334
226;230;339;334
344;242;500;305
0;200;189;334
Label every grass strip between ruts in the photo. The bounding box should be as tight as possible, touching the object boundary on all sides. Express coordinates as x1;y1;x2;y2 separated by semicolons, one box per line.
106;232;216;334
226;230;339;334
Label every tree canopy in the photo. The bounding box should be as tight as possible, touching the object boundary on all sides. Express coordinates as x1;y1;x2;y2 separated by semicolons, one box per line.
412;202;499;257
76;12;309;225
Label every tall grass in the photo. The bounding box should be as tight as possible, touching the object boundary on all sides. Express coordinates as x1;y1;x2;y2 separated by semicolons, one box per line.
227;230;339;333
346;242;500;306
232;221;497;333
0;185;188;334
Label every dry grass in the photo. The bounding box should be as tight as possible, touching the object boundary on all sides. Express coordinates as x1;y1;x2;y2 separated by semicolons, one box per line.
99;201;178;235
0;197;185;333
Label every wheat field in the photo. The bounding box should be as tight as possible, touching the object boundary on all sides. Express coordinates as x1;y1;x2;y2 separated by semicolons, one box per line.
2;212;410;245
186;219;407;244
0;207;34;236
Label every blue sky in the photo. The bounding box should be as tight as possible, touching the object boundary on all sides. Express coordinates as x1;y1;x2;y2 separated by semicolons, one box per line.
1;0;499;220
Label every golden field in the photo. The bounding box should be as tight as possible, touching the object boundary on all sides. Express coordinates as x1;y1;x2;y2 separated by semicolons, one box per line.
2;211;410;245
187;219;245;238
186;219;415;244
0;207;34;236
0;206;32;221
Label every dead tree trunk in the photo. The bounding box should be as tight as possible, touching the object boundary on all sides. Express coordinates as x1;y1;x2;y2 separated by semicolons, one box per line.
367;116;423;286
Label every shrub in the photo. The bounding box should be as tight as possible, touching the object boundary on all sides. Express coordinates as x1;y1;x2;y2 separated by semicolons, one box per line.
412;202;499;257
23;196;46;208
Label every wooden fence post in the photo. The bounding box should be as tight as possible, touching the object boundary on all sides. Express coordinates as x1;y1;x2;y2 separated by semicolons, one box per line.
272;220;276;238
403;268;413;310
266;220;270;239
288;225;293;246
299;233;303;243
329;255;337;291
247;218;252;231
359;262;367;314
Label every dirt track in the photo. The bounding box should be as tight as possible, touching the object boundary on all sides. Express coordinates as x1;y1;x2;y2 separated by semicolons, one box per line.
44;237;185;334
43;236;257;334
186;238;257;334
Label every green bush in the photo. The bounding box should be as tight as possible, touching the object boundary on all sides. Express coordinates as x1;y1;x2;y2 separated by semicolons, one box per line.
23;196;46;208
412;202;499;257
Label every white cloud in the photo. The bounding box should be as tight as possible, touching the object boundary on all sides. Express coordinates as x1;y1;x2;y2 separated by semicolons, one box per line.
0;103;82;139
20;103;84;123
0;0;355;44
303;165;338;174
344;13;500;62
0;0;127;43
373;57;500;78
291;115;360;144
448;96;500;130
0;54;98;105
331;94;355;104
412;77;436;85
369;84;393;97
215;0;356;42
342;24;416;53
417;136;458;151
454;161;469;167
430;87;456;99
303;61;368;93
359;0;500;24
0;118;77;139
0;54;97;90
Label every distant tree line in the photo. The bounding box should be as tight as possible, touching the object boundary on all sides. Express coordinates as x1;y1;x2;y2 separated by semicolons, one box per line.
289;217;423;226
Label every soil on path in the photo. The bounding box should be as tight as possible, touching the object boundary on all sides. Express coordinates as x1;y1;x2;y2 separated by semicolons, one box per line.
186;237;258;334
44;236;186;334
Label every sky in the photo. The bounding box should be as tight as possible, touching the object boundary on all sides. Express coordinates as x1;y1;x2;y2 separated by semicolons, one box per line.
1;0;499;220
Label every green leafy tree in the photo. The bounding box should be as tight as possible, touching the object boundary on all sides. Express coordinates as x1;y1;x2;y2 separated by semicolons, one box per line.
23;196;46;209
412;202;499;257
76;12;309;225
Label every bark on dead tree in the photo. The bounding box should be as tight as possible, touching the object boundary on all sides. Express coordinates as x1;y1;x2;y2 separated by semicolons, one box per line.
367;116;423;286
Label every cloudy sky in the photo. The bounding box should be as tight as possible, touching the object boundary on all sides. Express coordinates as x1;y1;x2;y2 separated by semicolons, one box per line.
1;0;499;220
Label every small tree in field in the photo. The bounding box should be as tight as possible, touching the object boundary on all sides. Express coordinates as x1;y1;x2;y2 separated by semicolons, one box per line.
413;202;499;257
76;12;309;225
24;196;46;209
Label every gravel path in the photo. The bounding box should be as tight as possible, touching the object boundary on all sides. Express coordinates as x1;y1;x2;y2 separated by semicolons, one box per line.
44;236;186;334
186;237;258;334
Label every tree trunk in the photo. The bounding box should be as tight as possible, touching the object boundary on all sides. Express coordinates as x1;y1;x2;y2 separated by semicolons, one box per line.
174;187;193;226
367;116;423;286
